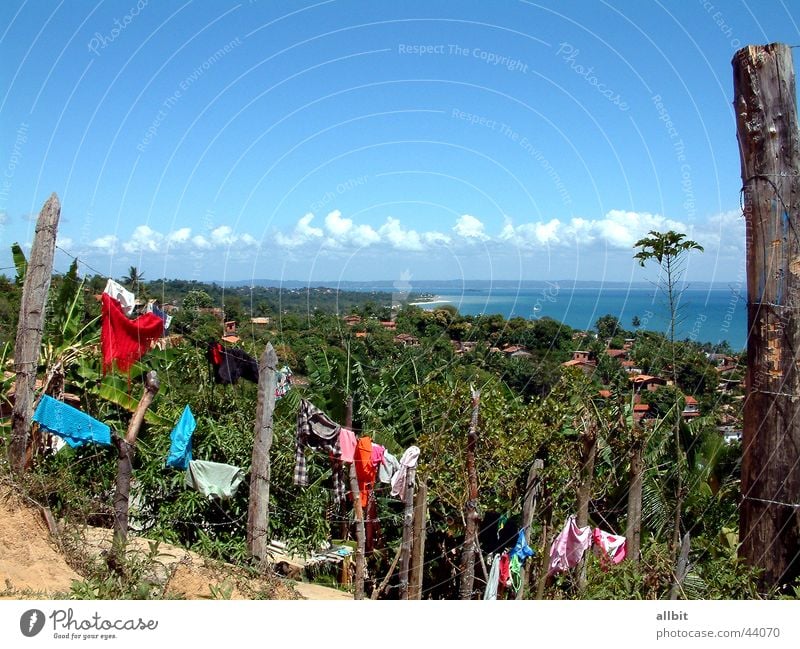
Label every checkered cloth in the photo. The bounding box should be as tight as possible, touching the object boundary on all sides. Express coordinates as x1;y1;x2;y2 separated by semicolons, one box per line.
294;399;346;504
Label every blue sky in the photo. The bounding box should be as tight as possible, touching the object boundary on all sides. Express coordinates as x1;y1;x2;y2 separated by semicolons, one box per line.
0;0;797;285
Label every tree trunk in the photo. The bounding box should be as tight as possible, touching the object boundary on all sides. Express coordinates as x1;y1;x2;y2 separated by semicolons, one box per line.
517;459;542;599
576;423;598;591
670;531;691;600
398;466;416;600
9;193;61;473
345;396;366;599
410;477;427;599
734;42;800;589
535;485;552;600
247;343;277;566
459;388;481;599
110;371;160;568
626;431;644;565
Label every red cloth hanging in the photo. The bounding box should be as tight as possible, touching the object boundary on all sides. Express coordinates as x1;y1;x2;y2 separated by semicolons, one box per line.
354;436;375;509
101;293;164;375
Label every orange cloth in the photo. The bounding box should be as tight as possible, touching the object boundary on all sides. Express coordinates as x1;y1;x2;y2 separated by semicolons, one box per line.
354;436;375;508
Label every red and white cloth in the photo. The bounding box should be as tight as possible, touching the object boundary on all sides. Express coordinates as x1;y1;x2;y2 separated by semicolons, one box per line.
592;528;627;566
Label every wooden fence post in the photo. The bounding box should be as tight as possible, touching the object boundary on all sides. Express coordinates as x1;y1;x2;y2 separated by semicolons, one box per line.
398;465;416;599
9;193;61;473
459;387;481;599
409;477;427;599
669;531;691;600
110;371;159;569
517;459;542;599
734;42;800;589
247;343;277;566
345;396;366;599
626;426;644;565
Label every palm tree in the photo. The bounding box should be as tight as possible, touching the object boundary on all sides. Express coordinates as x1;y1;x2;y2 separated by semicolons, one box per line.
633;230;704;567
122;266;144;295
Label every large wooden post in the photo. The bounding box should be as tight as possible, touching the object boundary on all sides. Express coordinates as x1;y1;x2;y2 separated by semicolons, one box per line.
398;465;416;599
625;427;644;565
9;193;61;472
459;387;481;599
345;396;366;599
733;43;800;588
247;343;277;566
409;477;428;599
517;459;542;599
110;371;159;568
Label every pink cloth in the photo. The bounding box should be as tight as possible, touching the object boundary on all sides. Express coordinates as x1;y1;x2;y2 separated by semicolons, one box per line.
592;528;627;566
548;516;591;575
338;427;357;463
370;443;385;468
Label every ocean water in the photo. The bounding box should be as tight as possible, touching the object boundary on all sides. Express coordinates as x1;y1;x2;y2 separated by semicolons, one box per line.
416;286;746;350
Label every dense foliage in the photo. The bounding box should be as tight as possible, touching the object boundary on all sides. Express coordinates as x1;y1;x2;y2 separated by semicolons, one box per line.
1;260;775;600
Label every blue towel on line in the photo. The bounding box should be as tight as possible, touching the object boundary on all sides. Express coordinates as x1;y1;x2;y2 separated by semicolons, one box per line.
32;395;111;448
166;404;195;469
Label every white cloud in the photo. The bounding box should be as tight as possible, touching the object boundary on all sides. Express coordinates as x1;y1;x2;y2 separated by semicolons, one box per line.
423;231;451;245
379;217;424;251
240;233;259;247
211;225;235;246
56;236;73;249
123;225;162;253
454;214;489;240
90;235;118;253
276;213;323;247
167;227;191;244
192;234;211;250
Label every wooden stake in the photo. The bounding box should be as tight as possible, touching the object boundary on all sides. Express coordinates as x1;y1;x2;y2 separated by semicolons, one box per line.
459;387;481;599
517;459;542;599
110;371;160;568
625;427;644;565
398;465;416;599
409;477;427;599
669;531;691;600
247;343;277;566
733;42;800;588
370;543;402;600
576;418;598;591
9;193;61;473
345;396;366;599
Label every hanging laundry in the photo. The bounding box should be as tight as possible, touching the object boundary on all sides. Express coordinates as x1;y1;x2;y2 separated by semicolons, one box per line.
592;528;627;567
338;427;357;463
483;554;501;600
32;395;111;448
370;442;385;468
294;399;345;504
103;278;136;316
498;552;511;594
184;460;245;499
206;340;259;385
354;436;375;508
509;555;523;592
378;450;400;484
101;293;164;375
145;301;172;334
390;446;420;502
275;365;293;399
548;515;592;575
166;405;195;470
509;529;535;564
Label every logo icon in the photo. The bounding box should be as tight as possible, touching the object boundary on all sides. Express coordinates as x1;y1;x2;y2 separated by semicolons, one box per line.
20;609;45;637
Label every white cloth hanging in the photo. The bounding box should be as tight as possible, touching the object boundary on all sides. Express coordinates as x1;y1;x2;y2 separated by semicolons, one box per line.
390;445;420;501
103;278;136;316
